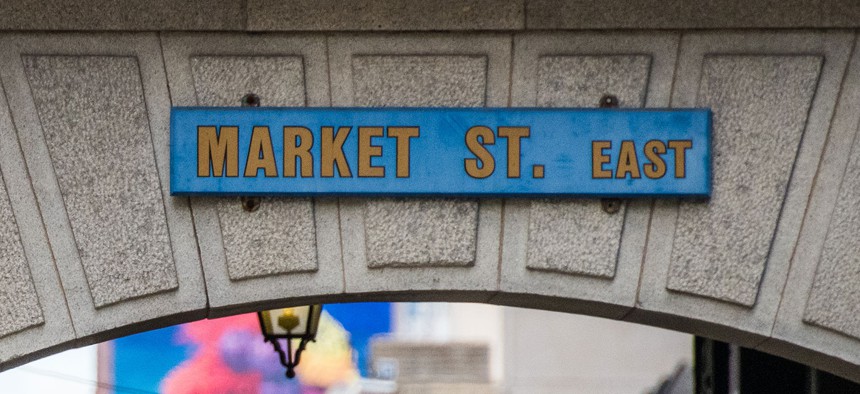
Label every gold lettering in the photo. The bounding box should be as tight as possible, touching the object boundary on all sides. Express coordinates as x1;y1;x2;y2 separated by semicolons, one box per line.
197;126;238;177
388;127;419;178
498;127;530;178
668;140;693;178
616;140;641;179
358;127;384;178
592;141;612;179
643;140;667;179
244;126;277;177
321;126;352;177
464;126;495;179
283;126;313;178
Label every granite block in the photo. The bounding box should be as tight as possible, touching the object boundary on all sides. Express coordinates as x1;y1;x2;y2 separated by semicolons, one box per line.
635;32;853;351
0;175;43;338
365;199;478;268
767;34;860;383
803;118;860;340
536;55;651;107
350;52;489;268
352;55;487;108
0;34;208;342
0;68;75;368
500;33;678;318
189;55;320;281
24;55;177;308
331;34;509;296
328;34;510;107
190;56;306;107
526;199;624;278
525;54;651;278
161;34;340;315
667;55;822;306
217;198;318;280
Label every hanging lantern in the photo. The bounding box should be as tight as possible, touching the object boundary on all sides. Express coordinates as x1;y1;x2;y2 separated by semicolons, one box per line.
257;304;323;379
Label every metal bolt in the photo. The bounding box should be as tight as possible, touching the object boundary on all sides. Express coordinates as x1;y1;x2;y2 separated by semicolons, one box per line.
599;94;621;214
239;93;261;213
601;198;622;214
242;93;261;107
241;196;261;212
599;94;619;108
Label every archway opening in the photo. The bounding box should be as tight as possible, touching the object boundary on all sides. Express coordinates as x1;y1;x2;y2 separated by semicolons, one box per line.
3;299;858;393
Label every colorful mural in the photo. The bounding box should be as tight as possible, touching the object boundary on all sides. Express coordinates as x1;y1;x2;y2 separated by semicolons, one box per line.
110;303;391;393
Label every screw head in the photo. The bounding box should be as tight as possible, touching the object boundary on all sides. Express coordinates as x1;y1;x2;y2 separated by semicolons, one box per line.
601;198;622;214
599;95;619;108
241;196;261;212
242;93;261;107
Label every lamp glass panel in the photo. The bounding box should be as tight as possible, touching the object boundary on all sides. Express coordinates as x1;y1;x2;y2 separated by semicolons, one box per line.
260;306;312;337
308;305;322;336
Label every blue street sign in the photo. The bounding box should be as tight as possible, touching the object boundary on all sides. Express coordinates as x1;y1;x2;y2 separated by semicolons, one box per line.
170;107;711;197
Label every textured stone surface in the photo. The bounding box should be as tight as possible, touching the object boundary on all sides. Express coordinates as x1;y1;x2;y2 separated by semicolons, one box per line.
763;34;860;383
634;33;854;380
2;31;860;384
527;0;860;29
0;34;207;365
160;35;336;316
330;36;506;297
365;199;478;268
248;0;524;31
527;200;623;278
803;124;860;339
216;198;318;280
0;175;43;338
351;54;486;268
0;1;243;30
525;55;650;278
667;56;822;306
500;34;677;320
24;55;177;308
0;66;77;368
190;56;319;280
0;1;858;31
352;56;487;107
536;55;651;107
190;56;305;106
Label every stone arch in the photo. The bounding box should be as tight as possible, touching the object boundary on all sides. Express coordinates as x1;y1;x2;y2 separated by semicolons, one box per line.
0;30;857;385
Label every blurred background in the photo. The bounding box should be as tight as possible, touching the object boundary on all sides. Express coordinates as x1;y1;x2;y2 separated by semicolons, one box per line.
0;302;692;394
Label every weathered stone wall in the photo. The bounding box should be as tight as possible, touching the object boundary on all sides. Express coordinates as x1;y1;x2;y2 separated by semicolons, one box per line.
0;0;858;384
1;1;860;31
